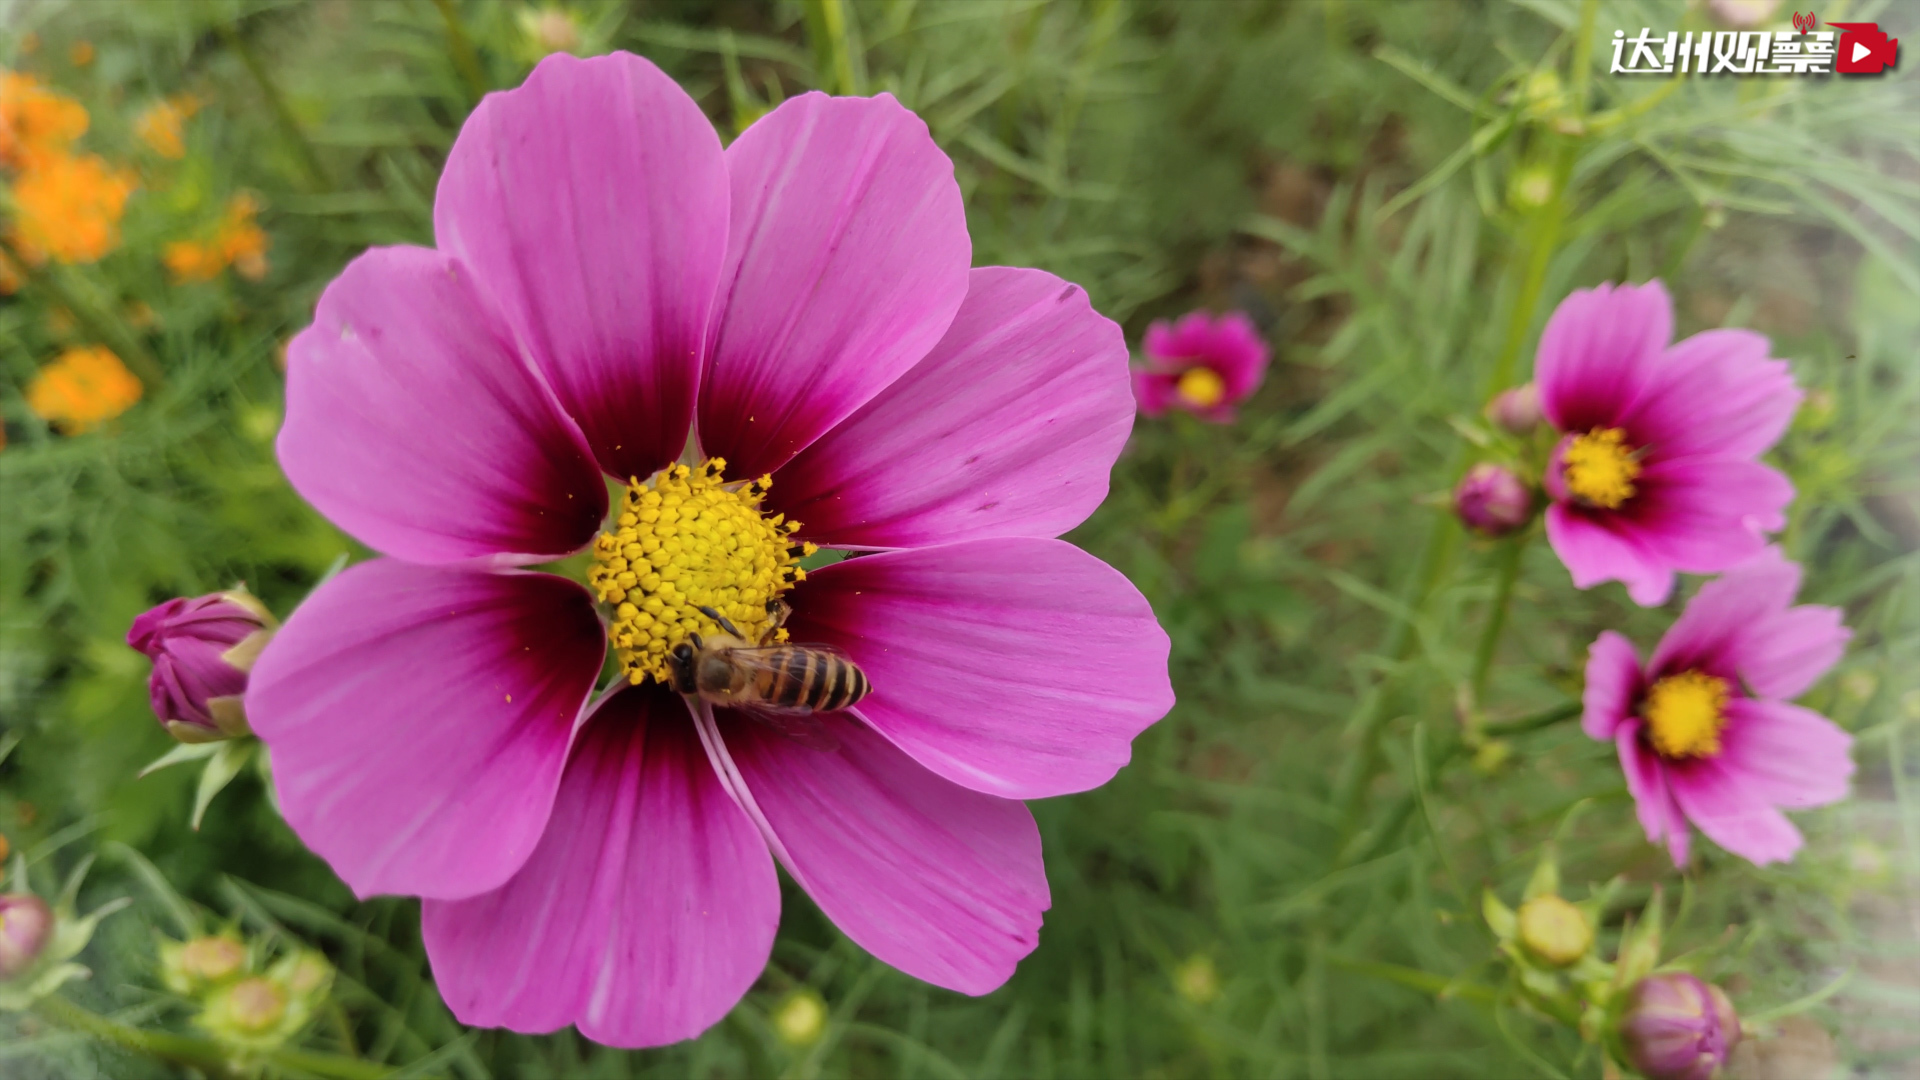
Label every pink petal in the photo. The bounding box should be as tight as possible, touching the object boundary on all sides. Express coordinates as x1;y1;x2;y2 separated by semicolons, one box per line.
246;560;604;899
1666;753;1804;866
1545;503;1675;606
723;712;1047;995
1534;281;1673;434
1632;456;1793;569
1620;328;1801;461
435;53;727;482
424;685;777;1048
768;268;1132;548
1617;721;1690;867
699;92;970;478
1738;603;1850;701
1583;631;1644;741
784;538;1173;799
280;246;606;565
1718;698;1852;809
1131;368;1178;417
1649;546;1800;677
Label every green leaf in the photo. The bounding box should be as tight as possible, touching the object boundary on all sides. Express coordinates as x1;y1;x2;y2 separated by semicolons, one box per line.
137;740;223;779
1483;890;1517;941
192;741;257;831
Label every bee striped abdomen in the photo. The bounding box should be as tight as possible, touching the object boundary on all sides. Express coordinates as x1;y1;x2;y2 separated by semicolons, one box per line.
746;647;870;712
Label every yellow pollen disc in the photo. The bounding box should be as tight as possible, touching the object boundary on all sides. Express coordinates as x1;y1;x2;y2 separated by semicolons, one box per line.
1562;427;1642;509
1176;366;1227;408
1643;670;1730;760
587;458;816;686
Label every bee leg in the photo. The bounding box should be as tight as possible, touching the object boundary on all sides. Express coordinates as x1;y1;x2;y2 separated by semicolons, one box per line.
764;598;792;640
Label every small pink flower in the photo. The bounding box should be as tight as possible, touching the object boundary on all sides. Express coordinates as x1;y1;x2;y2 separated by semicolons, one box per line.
1537;280;1800;606
1484;382;1542;435
1582;548;1852;867
127;590;275;743
1454;462;1534;538
248;53;1172;1048
1131;310;1269;422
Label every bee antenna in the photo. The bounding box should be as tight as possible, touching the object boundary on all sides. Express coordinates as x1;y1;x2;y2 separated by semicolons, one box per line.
696;605;743;639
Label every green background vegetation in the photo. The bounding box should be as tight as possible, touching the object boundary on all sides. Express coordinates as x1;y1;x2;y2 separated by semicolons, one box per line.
2;0;1917;1076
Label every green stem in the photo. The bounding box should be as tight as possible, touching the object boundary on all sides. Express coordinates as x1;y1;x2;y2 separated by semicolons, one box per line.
1469;530;1531;702
1483;699;1581;738
35;995;394;1080
430;0;489;104
215;19;328;189
802;0;862;95
31;265;163;387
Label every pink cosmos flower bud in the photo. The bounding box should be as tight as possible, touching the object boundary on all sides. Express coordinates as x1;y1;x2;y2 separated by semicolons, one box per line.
1485;382;1543;434
1621;973;1741;1080
0;893;53;980
1453;463;1534;538
1706;0;1780;29
127;589;276;743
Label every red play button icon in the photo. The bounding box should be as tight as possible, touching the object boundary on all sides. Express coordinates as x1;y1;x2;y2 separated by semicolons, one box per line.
1832;22;1900;74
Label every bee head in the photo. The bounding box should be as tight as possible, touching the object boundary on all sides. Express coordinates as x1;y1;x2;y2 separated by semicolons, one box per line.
667;640;699;695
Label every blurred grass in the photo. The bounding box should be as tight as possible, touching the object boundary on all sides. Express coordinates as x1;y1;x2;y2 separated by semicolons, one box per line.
0;0;1917;1076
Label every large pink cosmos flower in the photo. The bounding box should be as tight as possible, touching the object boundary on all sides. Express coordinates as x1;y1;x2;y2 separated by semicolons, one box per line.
245;52;1172;1048
1582;548;1851;867
1536;280;1800;606
1130;309;1269;423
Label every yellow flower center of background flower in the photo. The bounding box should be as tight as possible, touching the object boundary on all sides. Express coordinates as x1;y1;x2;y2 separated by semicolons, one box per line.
1176;366;1226;408
1562;426;1641;509
589;458;814;686
1643;670;1729;759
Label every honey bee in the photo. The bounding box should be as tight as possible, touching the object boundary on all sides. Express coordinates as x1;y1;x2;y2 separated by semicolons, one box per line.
668;603;871;735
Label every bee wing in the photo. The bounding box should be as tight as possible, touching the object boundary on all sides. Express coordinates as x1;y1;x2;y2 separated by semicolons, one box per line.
730;702;841;752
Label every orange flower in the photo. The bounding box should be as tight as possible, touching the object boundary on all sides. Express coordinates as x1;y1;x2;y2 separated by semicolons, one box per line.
9;150;136;263
0;72;87;169
220;193;269;280
164;192;269;282
69;41;94;68
26;345;142;432
134;93;200;159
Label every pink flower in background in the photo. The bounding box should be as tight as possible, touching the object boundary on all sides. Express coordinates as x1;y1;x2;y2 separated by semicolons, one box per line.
1537;280;1800;606
1131;310;1269;422
246;52;1171;1049
1582;547;1851;867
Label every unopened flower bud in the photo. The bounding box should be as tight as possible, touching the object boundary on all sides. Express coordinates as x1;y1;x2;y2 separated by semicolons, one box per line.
1516;895;1591;967
127;588;276;742
220;976;288;1032
162;934;246;994
1174;954;1221;1005
1454;463;1534;538
772;989;827;1047
1485;383;1543;434
1706;0;1780;30
1621;973;1740;1080
518;6;582;55
0;894;53;980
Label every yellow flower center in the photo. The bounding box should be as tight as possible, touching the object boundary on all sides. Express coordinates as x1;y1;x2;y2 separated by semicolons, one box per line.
588;458;814;686
1562;426;1642;509
1176;366;1227;408
1643;670;1730;760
